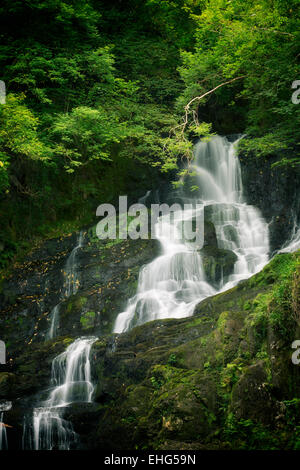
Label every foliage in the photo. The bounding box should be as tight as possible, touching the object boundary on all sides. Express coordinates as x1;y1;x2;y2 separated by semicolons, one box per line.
0;0;203;266
0;0;300;267
175;0;300;162
52;106;127;172
246;252;300;343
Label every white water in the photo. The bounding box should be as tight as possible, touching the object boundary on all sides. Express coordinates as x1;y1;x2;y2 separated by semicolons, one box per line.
23;232;92;450
47;304;60;341
0;412;8;450
0;402;12;450
24;337;97;450
114;136;270;333
47;231;83;341
279;219;300;253
64;231;84;297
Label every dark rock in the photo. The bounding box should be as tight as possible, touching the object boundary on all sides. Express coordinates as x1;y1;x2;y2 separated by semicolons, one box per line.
203;220;218;248
239;146;300;253
0;222;299;451
230;362;279;425
199;245;237;285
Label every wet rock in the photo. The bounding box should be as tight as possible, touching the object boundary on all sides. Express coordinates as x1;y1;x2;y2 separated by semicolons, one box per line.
203;220;218;248
199;245;237;285
239;146;300;253
0;225;299;451
230;362;279;425
0;230;160;354
0;373;15;398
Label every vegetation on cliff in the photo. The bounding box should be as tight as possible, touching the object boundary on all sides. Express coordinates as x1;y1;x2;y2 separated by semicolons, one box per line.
0;222;299;449
0;0;300;452
0;0;299;267
90;250;300;450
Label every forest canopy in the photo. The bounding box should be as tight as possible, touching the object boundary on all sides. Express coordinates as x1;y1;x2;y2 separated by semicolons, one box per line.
0;0;299;266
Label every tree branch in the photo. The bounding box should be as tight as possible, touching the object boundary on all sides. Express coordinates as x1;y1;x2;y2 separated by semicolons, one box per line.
184;75;246;123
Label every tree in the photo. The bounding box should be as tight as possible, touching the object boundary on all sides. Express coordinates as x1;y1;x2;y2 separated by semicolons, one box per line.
52;106;127;172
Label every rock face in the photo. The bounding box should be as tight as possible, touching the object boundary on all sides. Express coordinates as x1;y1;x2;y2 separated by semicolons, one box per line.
0;224;300;450
239;146;300;253
0;227;160;448
0;228;160;355
84;252;300;450
200;245;237;285
193;218;238;286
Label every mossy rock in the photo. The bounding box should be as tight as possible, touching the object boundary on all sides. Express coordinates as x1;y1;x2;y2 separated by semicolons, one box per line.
199;245;237;284
80;311;96;330
0;372;15;398
203;221;218;248
180;218;218;249
230;361;278;425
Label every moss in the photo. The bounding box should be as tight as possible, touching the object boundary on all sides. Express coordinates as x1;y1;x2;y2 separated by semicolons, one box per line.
199;245;237;284
62;337;74;346
217;311;229;330
223;414;280;450
92;251;300;449
80;311;96;330
66;295;88;314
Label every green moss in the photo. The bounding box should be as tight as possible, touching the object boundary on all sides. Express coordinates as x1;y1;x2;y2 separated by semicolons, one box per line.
90;251;300;450
80;311;96;330
223;414;279;450
66;295;88;314
246;292;270;342
62;337;74;346
217;311;229;330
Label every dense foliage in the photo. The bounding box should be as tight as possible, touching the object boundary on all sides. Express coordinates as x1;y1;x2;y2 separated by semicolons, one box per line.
0;0;299;266
175;0;300;163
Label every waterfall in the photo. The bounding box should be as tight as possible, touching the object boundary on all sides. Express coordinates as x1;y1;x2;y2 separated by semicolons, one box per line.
279;218;300;253
64;231;84;298
114;136;270;333
0;402;11;450
22;231;94;450
23;337;97;450
47;304;60;341
138;190;151;205
0;413;8;450
46;231;83;341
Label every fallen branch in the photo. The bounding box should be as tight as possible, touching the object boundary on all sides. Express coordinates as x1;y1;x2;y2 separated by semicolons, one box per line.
164;75;246;166
183;75;246;131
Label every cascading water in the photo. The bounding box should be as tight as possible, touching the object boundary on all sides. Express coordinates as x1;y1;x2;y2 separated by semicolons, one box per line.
279;218;300;253
23;337;97;450
193;137;269;290
0;402;11;450
47;304;60;341
114;136;270;333
64;231;84;297
0;413;7;450
22;232;97;450
47;231;83;341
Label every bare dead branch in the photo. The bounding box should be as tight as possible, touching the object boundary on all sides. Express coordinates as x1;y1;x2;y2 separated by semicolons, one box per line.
184;75;246;119
165;75;246;166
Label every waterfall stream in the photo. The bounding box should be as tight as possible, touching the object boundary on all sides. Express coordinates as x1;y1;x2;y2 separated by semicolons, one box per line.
114;136;270;333
23;231;98;450
64;231;84;298
17;135;286;449
23;337;97;450
0;402;11;450
0;413;8;450
47;231;83;341
279;218;300;254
